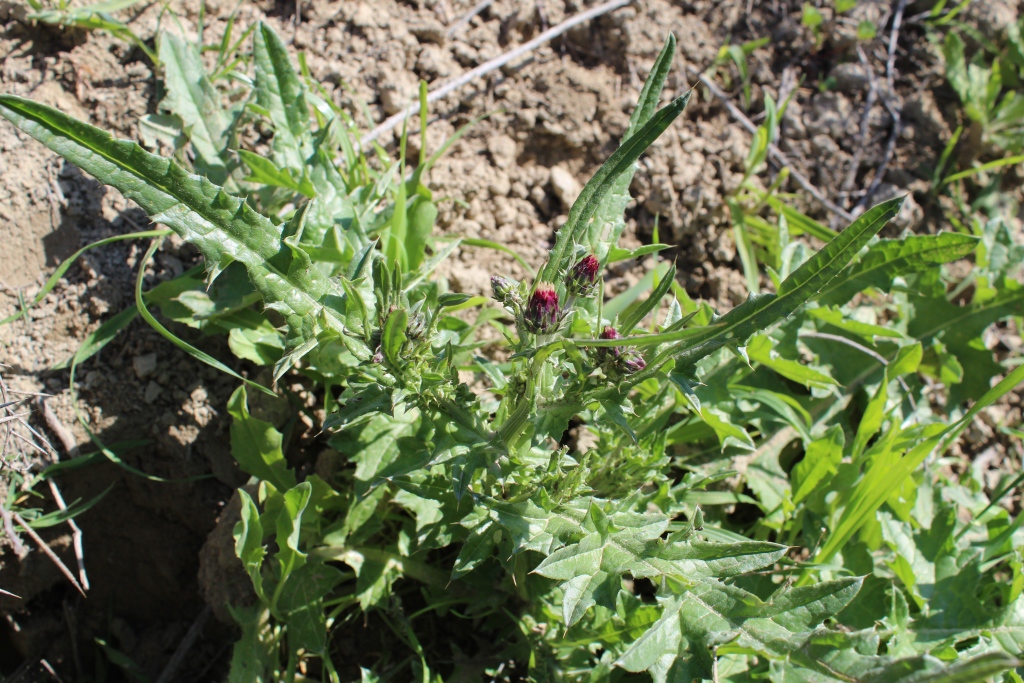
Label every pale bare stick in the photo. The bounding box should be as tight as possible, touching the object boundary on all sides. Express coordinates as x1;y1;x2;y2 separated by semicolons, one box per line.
446;0;494;37
362;0;633;148
0;503;27;558
688;67;854;223
42;399;79;459
12;511;86;598
842;46;879;198
40;399;89;591
156;606;212;683
855;0;907;213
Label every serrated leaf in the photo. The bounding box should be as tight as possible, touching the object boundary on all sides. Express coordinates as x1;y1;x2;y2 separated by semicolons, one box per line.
584;35;678;265
617;578;864;680
673;198;904;369
542;88;690;281
253;22;311;174
0;95;343;348
534;505;786;626
816;233;980;307
158;32;231;184
227;385;297;492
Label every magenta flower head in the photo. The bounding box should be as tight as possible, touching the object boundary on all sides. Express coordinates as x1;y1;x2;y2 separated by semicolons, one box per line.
566;254;600;297
524;283;560;334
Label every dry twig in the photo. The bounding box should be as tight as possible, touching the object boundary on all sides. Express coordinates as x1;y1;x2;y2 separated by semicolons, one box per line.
156;606;212;683
842;46;880;198
0;502;27;558
445;0;494;37
362;0;633;148
854;0;907;214
12;511;86;597
41;398;89;590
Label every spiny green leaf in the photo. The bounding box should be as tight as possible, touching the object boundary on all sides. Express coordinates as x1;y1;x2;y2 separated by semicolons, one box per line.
542;90;691;283
0;94;343;347
158;32;231;184
816;233;980;307
253;22;311;174
584;34;677;265
672;197;904;369
616;577;864;680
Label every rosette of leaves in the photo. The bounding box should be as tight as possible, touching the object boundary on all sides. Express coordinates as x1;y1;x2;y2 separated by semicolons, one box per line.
3;23;1024;683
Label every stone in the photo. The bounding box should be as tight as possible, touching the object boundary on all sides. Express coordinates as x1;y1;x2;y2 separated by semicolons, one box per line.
549;165;582;210
830;63;870;93
144;381;163;404
409;19;445;44
487;135;517;169
133;353;158;380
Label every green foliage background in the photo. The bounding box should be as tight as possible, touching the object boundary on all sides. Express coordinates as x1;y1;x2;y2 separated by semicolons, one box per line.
2;8;1024;683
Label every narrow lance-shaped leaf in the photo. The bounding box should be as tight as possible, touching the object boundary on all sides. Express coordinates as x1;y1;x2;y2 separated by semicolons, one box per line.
541;91;691;283
253;21;311;174
158;32;230;185
669;197;904;370
585;34;677;265
0;95;343;345
815;232;980;307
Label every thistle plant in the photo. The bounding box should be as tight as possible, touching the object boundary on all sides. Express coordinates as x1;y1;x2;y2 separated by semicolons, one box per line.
3;22;1024;683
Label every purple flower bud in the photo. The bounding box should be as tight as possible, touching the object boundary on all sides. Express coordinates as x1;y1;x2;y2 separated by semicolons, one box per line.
598;326;621;363
491;275;519;304
596;326;644;373
566;254;600;297
524;283;560;334
620;349;646;374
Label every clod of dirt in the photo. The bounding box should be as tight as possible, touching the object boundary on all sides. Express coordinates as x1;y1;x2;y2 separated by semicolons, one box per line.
198;487;258;624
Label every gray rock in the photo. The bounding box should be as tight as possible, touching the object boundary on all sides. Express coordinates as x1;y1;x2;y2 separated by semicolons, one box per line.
133;352;158;380
549;166;582;210
830;63;870;93
143;381;163;404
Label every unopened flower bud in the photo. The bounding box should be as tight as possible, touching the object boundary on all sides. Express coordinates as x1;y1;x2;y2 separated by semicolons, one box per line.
566;254;600;297
596;326;644;373
524;283;560;334
620;349;646;374
406;313;426;340
491;275;519;304
597;326;621;363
